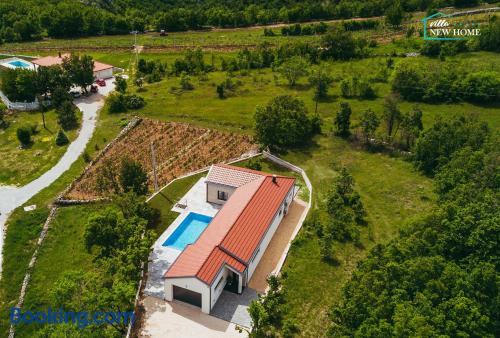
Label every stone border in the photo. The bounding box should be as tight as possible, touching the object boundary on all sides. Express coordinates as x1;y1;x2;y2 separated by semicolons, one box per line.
8;206;58;338
55;116;143;204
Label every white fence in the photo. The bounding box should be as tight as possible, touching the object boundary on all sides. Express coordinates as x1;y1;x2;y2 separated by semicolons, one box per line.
0;89;39;111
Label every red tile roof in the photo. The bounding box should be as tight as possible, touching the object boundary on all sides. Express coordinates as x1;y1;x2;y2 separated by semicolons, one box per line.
165;164;295;285
220;175;295;262
206;164;263;187
32;54;113;72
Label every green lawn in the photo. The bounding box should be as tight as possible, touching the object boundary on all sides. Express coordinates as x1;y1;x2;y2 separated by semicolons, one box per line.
0;110;80;186
280;135;436;337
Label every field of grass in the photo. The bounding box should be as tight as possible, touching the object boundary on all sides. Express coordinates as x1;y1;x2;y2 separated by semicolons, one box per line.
0;110;80;186
0;16;498;338
129;52;500;133
0;103;124;337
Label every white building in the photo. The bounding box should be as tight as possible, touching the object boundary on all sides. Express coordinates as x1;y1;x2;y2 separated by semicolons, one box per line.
164;164;296;313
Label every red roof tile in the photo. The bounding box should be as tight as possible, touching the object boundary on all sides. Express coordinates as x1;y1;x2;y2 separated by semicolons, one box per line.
32;54;113;72
220;175;295;262
206;164;263;187
165;164;295;285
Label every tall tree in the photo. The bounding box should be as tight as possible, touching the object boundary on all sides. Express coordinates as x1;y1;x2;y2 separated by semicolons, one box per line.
334;102;352;137
309;68;333;113
400;107;423;149
278;56;309;87
382;93;401;140
359;109;380;144
120;158;149;195
63;54;94;94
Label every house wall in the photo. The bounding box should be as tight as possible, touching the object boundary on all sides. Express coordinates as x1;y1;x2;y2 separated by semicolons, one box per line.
210;267;229;309
206;182;236;205
247;186;295;280
164;277;211;313
94;68;113;79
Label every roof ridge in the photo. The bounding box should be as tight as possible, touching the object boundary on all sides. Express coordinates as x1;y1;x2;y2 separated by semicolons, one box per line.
194;245;219;278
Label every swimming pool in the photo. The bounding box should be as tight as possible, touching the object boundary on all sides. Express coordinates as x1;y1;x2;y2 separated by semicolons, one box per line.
163;212;213;250
0;57;35;70
9;60;31;68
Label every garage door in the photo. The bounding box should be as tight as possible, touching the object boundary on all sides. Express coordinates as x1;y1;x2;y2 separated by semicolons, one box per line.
173;285;202;308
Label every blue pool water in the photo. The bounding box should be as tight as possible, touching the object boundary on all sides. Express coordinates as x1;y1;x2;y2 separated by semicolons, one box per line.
163;212;213;250
8;60;31;68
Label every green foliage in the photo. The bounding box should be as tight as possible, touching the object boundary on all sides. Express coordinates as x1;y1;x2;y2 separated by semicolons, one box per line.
413;114;490;176
321;28;358;60
16;126;31;146
334;102;352;137
329;135;498;338
62;54;94;93
359;109;380;143
382;93;402;139
248;275;293;337
107;93;127;113
123;94;145;109
0;68;38;102
179;72;194;90
245;158;262;171
479;16;500;52
120;158;148;195
309;68;333;100
56;101;78;130
113;75;127;93
385;0;405;27
254;95;320;150
55;129;69;146
0;102;6;127
278;56;309;87
281;22;328;36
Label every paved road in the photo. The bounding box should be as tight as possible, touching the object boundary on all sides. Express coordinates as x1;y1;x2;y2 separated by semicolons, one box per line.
0;79;115;275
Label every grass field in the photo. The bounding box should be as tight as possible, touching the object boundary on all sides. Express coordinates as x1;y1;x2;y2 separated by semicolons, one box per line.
0;110;80;186
0;15;498;337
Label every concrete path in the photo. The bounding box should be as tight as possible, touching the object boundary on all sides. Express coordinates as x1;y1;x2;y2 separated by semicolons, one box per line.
140;296;243;338
0;79;115;274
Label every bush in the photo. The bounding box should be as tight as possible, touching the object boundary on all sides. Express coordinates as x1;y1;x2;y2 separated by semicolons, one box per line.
16;127;31;146
245;158;262;171
108;93;127;113
460;71;500;103
55;129;69;146
124;94;145;109
56;101;78;130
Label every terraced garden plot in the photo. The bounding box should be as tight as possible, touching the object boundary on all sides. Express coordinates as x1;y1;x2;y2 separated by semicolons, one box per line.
65;118;257;200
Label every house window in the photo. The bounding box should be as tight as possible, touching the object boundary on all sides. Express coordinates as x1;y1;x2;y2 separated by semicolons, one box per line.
218;190;228;201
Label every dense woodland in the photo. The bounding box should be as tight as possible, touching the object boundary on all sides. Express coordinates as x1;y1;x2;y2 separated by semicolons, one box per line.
0;0;491;42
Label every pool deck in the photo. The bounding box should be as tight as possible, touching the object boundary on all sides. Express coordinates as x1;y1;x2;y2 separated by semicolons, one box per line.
144;177;221;299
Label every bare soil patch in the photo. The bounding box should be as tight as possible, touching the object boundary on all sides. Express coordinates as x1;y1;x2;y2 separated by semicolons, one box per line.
65;118;257;200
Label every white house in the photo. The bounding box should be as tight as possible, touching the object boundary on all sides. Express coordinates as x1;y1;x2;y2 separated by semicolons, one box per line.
164;164;296;313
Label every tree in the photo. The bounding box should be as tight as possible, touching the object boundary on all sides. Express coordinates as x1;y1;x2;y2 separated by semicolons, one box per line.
391;63;424;101
120;158;148;195
254;95;319;150
51;86;73;108
63;54;94;93
114;75;127;93
334;102;352;137
309;68;333;100
400;107;423;149
16;127;31;147
55;129;69;146
413;114;489;176
57;101;78;130
359;109;380;143
108;93;127;113
382;93;401;140
321;28;357;60
0;103;6;128
278;56;309;87
385;1;404;27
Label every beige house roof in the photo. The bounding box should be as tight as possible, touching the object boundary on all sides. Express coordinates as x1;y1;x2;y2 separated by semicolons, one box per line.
32;54;113;72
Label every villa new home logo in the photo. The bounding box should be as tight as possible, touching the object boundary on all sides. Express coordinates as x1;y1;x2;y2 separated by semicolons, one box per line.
422;12;481;40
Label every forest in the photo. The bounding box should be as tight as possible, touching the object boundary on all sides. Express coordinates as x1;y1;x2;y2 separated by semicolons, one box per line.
0;0;489;42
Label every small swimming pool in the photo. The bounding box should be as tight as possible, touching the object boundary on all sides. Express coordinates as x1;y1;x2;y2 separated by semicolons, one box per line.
0;57;35;70
9;60;31;68
163;212;213;250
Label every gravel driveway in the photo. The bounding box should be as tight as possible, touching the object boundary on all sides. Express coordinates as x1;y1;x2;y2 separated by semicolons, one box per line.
0;79;115;275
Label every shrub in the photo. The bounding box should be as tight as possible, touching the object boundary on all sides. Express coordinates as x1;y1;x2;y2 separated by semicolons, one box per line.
55;129;69;146
124;94;145;109
245;158;262;171
16;127;31;146
56;101;78;130
108;93;127;113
